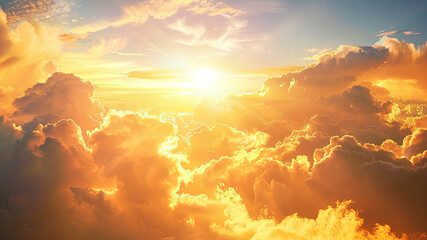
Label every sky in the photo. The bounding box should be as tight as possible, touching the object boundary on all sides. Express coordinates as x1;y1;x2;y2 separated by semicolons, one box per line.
0;0;425;108
0;0;426;240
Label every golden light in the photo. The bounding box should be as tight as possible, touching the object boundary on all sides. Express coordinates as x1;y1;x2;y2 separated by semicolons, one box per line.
92;187;118;195
187;69;219;88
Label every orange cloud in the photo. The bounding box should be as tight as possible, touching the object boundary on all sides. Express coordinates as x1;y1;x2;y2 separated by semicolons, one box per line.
183;37;427;237
58;33;79;42
0;71;416;239
376;30;421;37
12;72;104;132
127;70;183;79
0;8;62;113
0;34;426;239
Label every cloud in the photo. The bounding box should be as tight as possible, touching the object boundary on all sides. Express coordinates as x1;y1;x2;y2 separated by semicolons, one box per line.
127;70;183;79
234;66;305;77
187;0;240;16
182;127;426;234
214;193;405;240
0;35;426;239
0;8;62;111
402;31;421;35
12;72;104;132
184;37;427;236
0;117;101;240
177;123;268;169
110;51;146;56
305;48;332;53
0;105;188;239
303;48;333;60
307;134;427;232
193;85;407;146
0;71;413;239
192;38;426;144
266;37;427;99
71;0;239;35
88;36;128;57
0;0;72;23
58;33;79;42
366;37;427;94
167;15;265;51
69;1;261;53
263;45;390;98
376;30;421;37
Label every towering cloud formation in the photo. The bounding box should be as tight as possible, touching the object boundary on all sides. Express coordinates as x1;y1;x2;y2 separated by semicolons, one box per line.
0;8;61;114
12;72;104;132
0;37;426;239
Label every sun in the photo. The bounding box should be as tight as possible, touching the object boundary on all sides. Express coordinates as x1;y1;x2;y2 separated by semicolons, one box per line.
188;69;219;88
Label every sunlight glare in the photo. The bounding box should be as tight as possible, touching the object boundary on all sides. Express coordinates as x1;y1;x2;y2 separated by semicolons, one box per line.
188;69;219;88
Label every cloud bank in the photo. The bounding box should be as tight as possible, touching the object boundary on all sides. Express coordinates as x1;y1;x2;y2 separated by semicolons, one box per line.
0;9;426;239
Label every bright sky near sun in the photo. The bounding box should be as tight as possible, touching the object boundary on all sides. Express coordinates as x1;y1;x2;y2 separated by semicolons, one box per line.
0;0;425;111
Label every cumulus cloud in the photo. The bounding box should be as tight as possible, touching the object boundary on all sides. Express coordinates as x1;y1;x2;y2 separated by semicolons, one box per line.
185;37;427;237
263;45;390;98
194;38;425;140
308;135;427;232
0;8;62;111
0;107;186;239
0;35;426;239
262;37;427;100
12;72;104;132
181;130;426;235
0;117;101;240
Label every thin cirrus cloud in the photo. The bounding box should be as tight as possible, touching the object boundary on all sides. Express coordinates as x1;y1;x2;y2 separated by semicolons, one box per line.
71;0;240;35
376;29;422;37
168;15;267;52
127;70;184;79
69;0;258;53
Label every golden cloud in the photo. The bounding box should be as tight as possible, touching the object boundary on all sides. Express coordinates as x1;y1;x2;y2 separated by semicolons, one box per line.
0;15;425;238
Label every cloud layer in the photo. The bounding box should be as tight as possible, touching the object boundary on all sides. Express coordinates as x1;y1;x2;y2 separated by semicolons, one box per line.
0;8;426;239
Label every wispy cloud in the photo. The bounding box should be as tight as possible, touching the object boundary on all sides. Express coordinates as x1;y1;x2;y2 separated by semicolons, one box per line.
168;15;267;52
304;47;333;60
111;51;147;57
305;47;332;54
187;0;240;16
376;29;421;37
239;1;286;14
88;36;128;56
232;66;305;77
71;0;239;35
127;70;183;79
401;30;421;35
